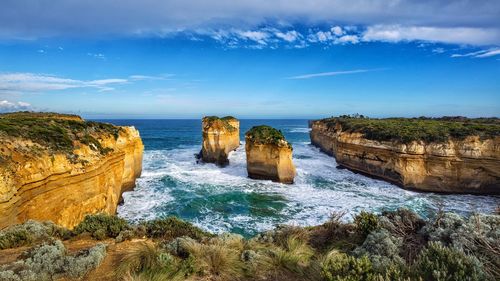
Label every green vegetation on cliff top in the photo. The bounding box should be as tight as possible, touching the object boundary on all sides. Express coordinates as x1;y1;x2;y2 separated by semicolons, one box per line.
1;209;499;281
203;115;238;132
245;125;291;148
319;115;500;143
0;111;121;156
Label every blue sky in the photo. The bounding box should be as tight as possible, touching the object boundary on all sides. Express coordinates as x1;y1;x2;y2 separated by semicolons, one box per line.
0;1;499;118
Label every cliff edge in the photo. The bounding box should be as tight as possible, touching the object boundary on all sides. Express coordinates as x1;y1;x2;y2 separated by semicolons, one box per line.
245;125;296;184
200;116;240;166
0;112;143;229
310;116;500;194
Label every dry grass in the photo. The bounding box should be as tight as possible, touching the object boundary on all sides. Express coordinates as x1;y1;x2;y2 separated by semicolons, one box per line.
116;241;161;277
183;237;245;281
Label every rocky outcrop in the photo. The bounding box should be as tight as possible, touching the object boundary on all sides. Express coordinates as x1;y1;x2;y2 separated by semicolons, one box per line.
310;119;500;194
200;116;240;166
0;113;143;229
245;126;296;184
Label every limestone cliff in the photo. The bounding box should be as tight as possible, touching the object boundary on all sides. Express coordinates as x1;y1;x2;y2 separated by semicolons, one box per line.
310;118;500;194
245;125;296;184
0;113;143;229
200;116;240;166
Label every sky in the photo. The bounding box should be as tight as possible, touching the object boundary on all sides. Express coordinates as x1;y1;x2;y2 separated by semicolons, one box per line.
0;0;499;119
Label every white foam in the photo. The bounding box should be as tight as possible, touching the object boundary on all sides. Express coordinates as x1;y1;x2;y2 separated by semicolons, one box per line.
118;142;500;235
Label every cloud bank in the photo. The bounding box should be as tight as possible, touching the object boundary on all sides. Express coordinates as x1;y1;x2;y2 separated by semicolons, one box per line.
1;0;499;46
0;73;168;94
0;100;31;112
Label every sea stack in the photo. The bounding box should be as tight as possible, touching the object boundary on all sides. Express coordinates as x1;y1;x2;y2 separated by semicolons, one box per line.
200;116;240;166
245;125;296;184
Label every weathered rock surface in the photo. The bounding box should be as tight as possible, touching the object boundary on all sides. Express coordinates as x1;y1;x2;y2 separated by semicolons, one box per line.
200;116;240;166
310;119;500;194
0;113;143;229
245;126;296;184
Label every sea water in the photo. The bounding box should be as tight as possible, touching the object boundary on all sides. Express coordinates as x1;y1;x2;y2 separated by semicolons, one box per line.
97;119;499;237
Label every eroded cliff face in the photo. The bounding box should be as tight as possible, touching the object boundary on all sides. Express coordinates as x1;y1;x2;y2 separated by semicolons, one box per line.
0;117;143;229
245;126;296;184
310;120;500;194
200;116;240;166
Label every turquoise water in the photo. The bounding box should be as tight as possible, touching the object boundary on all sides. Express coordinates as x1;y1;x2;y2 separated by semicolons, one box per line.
99;119;499;237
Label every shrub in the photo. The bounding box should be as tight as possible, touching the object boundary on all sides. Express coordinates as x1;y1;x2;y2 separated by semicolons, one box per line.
141;216;211;240
354;211;379;236
414;242;486;281
424;213;500;279
74;213;129;239
0;220;72;250
353;229;405;273
0;240;106;281
379;209;426;262
321;250;374;281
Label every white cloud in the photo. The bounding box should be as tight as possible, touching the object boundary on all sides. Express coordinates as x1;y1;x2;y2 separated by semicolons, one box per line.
235;30;269;45
287;69;381;79
0;100;32;112
432;47;445;54
1;0;499;47
275;30;300;42
451;48;500;58
362;25;500;46
336;35;359;44
87;53;106;59
475;49;500;58
331;26;343;36
0;72;167;94
315;31;333;42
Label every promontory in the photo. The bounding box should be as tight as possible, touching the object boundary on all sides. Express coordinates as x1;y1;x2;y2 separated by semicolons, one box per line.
245;125;296;184
0;112;143;229
310;115;500;194
200;116;240;166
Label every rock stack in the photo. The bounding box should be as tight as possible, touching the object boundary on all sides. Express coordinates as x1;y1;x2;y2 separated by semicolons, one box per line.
245;125;296;184
200;116;240;166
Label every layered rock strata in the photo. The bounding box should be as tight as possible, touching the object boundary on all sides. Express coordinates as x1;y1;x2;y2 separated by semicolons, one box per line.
0;113;143;229
245;125;296;184
200;116;240;166
310;119;499;194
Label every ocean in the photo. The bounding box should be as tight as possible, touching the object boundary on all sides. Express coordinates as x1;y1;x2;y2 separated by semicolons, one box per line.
97;119;500;237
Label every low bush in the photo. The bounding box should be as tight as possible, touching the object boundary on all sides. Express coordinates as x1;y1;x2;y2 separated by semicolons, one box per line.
354;211;379;236
141;216;212;240
353;229;405;273
414;242;486;281
74;213;129;239
0;220;72;250
321;250;374;281
0;240;106;281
